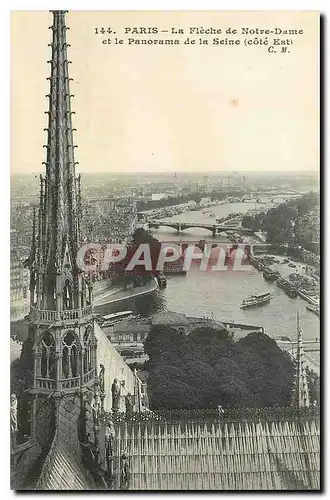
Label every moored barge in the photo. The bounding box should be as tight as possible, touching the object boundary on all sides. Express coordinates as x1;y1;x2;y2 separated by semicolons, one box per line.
276;278;297;298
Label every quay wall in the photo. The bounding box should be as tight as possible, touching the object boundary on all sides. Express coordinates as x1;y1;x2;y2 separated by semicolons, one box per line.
94;278;158;309
223;322;264;334
297;290;319;305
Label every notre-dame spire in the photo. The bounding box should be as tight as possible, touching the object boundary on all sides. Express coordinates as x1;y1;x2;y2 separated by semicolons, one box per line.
16;13;104;489
27;10;96;400
292;311;310;409
30;10;85;311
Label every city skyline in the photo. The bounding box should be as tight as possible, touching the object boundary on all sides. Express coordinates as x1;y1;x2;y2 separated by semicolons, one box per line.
10;169;319;176
11;11;319;175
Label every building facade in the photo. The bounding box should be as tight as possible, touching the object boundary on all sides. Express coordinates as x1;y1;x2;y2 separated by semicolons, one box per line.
10;259;28;302
10;250;30;320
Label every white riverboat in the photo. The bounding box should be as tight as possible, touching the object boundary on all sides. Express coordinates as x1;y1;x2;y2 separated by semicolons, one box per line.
240;292;271;309
101;310;135;325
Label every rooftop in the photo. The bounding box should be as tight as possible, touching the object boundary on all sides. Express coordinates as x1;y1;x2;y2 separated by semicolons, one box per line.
36;435;91;490
150;311;190;327
115;416;320;491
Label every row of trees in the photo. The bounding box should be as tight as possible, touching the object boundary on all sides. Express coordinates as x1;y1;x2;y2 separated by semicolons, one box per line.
241;192;319;254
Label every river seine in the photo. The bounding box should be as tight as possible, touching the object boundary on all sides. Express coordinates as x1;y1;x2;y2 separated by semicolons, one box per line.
102;200;320;371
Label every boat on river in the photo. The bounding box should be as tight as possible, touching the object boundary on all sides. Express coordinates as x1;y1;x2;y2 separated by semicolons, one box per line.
101;310;135;325
263;267;280;281
276;278;297;298
240;292;271;309
306;304;320;317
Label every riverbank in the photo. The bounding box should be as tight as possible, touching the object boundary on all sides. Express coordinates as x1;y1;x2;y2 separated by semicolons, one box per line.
94;277;159;308
143;192;302;225
249;253;320;306
140;198;224;220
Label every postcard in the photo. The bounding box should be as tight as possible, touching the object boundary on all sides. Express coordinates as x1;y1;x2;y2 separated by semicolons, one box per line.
10;10;320;491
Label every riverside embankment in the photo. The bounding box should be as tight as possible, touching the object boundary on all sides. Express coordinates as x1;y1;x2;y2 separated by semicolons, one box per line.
94;277;159;310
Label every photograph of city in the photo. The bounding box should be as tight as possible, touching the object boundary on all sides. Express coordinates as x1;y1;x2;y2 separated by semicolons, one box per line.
10;10;320;491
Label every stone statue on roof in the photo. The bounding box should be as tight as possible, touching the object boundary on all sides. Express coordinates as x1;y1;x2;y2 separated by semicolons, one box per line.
91;392;102;425
111;379;121;411
99;364;105;393
120;452;130;490
104;420;116;486
125;393;134;415
105;420;115;459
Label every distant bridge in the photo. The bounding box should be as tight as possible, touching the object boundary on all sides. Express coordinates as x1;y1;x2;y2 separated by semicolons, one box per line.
147;220;253;237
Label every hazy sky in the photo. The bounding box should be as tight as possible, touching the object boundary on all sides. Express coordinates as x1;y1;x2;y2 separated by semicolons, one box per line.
11;11;319;174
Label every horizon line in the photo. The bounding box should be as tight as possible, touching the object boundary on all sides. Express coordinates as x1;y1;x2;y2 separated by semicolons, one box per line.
11;170;320;176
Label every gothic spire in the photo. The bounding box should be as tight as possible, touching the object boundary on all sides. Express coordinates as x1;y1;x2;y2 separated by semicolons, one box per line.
31;10;84;311
42;10;79;269
292;311;310;409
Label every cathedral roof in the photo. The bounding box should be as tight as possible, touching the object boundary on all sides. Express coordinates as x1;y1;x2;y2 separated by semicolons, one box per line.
115;416;320;491
36;432;91;490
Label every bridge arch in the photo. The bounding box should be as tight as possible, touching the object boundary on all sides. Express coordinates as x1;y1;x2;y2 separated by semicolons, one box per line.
148;221;215;233
149;223;181;232
180;225;214;235
148;220;253;236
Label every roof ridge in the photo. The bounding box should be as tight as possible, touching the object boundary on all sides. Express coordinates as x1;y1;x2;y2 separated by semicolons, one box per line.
35;426;59;490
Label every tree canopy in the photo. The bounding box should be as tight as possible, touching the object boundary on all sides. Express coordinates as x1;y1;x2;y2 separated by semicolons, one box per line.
144;326;296;410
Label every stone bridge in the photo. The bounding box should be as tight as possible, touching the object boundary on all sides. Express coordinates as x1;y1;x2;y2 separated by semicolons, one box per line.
147;220;253;237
